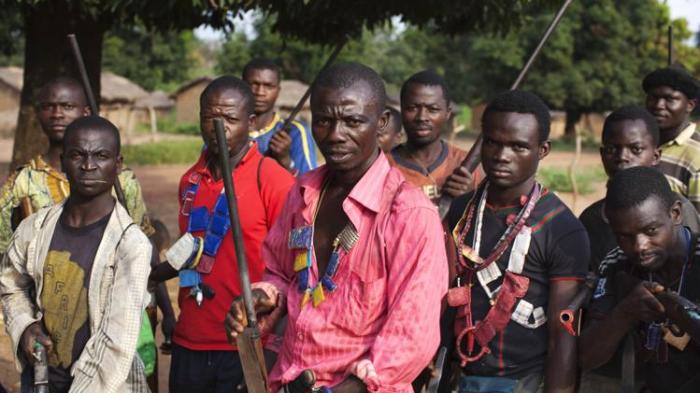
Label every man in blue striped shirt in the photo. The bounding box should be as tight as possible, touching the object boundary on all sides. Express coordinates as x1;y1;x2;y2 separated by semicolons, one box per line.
243;59;318;175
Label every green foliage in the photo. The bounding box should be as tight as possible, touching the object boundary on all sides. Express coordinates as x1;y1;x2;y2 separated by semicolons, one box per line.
457;0;699;120
102;25;197;91
122;139;203;165
0;7;23;66
155;114;200;136
537;166;606;194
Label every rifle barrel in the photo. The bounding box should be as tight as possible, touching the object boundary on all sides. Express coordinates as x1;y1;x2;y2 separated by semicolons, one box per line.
214;119;258;327
437;0;575;219
67;34;98;115
280;40;346;133
67;34;129;213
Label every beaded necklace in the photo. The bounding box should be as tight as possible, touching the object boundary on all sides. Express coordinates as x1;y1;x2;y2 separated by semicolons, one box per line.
453;182;541;273
291;180;359;307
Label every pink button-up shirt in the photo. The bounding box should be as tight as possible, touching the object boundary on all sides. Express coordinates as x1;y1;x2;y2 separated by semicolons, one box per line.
258;153;448;392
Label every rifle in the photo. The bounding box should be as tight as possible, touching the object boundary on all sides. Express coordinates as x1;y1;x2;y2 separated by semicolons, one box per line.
32;342;48;393
436;0;575;219
67;34;129;213
214;119;269;393
277;40;345;136
656;291;700;344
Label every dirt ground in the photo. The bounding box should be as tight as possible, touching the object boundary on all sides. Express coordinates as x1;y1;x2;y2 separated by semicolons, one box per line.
0;137;607;392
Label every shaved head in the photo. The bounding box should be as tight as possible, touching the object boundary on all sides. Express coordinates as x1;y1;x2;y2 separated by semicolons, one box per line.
64;116;121;155
311;62;386;116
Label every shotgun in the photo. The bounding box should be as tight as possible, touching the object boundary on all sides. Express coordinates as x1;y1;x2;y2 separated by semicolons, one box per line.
214;119;269;393
437;0;575;219
67;34;129;212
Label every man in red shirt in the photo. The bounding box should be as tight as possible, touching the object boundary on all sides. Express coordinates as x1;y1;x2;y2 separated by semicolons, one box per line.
151;76;294;392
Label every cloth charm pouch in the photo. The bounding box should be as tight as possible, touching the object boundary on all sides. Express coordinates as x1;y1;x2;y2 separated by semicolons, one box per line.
196;254;216;274
187;207;209;232
448;286;471;307
179;269;201;288
165;233;197;270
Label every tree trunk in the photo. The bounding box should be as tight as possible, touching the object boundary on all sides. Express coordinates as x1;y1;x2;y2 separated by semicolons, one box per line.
10;3;106;170
564;109;581;138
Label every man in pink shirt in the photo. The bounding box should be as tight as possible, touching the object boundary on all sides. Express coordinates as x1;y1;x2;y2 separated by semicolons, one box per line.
226;62;448;393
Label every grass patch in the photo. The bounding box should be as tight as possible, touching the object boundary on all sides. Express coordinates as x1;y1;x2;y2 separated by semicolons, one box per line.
550;135;600;152
152;113;201;135
123;139;203;165
537;166;606;194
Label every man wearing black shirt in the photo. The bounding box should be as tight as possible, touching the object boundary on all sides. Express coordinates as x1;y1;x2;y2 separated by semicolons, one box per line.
580;166;700;393
580;105;700;272
446;90;589;393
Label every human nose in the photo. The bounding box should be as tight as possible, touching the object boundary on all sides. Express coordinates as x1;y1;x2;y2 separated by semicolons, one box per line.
633;235;651;255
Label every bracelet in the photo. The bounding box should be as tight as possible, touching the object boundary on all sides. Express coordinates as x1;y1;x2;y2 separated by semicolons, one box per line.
189;237;205;269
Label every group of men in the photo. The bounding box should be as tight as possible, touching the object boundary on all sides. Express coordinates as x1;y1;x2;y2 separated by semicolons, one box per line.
0;53;699;393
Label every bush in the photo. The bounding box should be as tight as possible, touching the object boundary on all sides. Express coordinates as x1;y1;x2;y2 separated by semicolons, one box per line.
537;166;606;195
156;114;200;135
123;139;203;166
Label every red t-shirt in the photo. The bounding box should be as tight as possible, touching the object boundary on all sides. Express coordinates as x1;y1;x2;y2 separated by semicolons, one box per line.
173;144;294;350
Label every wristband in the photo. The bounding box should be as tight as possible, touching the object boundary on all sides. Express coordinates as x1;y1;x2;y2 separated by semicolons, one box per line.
189;237;205;269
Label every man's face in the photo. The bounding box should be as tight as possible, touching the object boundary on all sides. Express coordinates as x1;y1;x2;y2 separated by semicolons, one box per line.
200;90;255;157
607;196;682;272
37;83;89;143
311;82;387;173
481;111;549;189
243;68;280;116
401;83;450;147
62;128;121;199
645;86;697;132
601;119;661;177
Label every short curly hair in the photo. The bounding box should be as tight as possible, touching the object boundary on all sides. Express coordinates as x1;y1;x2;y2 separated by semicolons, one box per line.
482;90;551;141
642;65;699;100
400;70;450;104
242;58;282;84
602;105;660;147
606;166;677;212
200;76;255;115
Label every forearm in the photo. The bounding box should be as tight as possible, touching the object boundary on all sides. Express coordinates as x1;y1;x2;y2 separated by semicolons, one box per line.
543;330;577;393
150;262;178;283
579;311;634;370
155;282;174;316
